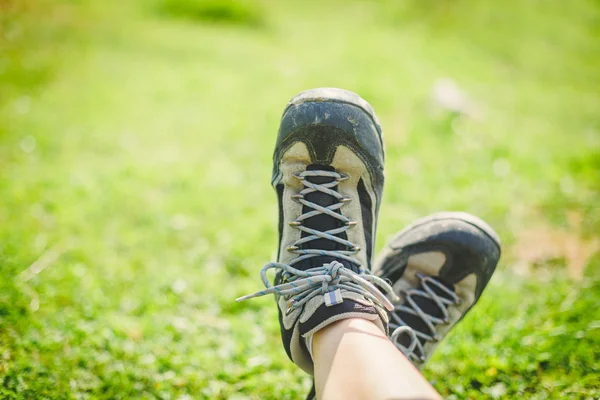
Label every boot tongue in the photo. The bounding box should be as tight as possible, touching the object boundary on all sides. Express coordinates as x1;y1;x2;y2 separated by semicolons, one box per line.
296;164;355;272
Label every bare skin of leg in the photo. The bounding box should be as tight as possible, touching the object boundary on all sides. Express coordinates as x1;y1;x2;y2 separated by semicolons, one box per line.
312;318;442;400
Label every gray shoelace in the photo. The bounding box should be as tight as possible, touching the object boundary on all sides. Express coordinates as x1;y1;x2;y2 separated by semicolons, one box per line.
237;169;397;313
389;273;461;363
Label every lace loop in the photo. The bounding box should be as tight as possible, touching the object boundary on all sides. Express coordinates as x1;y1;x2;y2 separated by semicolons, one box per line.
390;326;418;359
236;261;397;313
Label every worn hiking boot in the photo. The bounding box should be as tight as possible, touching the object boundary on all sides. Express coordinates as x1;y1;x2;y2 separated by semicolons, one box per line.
237;88;397;375
374;212;501;368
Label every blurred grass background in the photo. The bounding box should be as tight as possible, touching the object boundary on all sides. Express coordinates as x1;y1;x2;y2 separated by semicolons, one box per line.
1;0;599;398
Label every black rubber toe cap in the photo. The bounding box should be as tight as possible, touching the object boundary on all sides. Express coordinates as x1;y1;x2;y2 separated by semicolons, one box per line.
383;212;501;299
273;88;385;186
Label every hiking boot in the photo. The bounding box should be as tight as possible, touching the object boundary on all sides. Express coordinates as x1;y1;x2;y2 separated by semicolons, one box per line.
374;211;501;368
237;87;396;375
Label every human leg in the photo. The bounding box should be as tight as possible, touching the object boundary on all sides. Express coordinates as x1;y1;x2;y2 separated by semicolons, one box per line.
313;318;442;400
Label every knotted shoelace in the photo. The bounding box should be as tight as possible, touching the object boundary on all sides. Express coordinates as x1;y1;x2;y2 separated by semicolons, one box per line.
237;169;398;313
389;273;461;362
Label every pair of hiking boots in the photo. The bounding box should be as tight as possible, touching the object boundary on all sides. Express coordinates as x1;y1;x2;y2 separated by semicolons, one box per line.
238;88;501;399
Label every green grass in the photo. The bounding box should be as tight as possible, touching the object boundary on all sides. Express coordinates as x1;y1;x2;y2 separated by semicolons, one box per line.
1;0;599;398
156;0;264;26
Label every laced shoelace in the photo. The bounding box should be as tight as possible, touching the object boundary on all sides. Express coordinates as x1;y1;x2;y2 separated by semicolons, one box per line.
389;273;461;363
237;170;398;313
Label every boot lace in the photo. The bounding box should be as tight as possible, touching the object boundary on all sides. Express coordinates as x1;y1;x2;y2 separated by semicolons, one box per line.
237;169;397;313
390;273;460;363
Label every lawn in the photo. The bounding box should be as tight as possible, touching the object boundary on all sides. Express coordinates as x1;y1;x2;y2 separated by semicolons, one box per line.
1;0;599;398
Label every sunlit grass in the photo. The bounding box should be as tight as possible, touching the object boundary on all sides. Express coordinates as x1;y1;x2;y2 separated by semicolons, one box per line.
1;0;599;398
